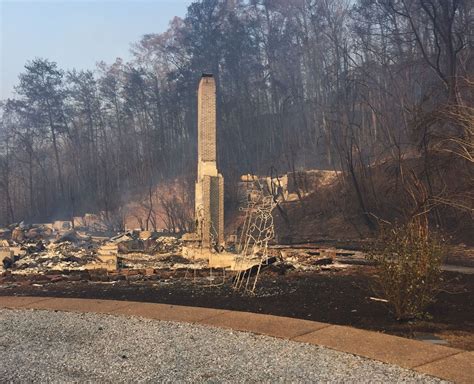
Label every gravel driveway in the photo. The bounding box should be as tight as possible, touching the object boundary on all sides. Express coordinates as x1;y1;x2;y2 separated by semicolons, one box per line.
0;309;446;383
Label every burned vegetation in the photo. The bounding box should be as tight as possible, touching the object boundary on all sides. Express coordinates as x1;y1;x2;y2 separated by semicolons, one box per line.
1;0;473;351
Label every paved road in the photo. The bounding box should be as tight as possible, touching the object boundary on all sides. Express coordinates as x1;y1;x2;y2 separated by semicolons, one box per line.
0;309;446;383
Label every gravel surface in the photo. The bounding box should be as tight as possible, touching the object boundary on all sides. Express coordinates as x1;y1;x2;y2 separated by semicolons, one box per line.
0;309;446;383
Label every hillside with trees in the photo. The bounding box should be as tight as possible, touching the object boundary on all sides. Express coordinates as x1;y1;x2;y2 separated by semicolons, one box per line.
0;0;472;242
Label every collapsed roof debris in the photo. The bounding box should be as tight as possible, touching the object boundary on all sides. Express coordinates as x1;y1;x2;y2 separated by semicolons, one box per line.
0;217;363;293
0;222;186;274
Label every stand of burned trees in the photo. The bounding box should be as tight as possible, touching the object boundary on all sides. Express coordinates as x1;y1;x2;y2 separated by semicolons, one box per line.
0;1;472;242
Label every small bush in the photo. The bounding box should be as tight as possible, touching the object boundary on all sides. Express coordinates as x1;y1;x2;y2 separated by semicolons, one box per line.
368;221;446;321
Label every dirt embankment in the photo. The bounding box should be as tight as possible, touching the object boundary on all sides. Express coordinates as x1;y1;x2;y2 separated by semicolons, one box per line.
253;166;473;247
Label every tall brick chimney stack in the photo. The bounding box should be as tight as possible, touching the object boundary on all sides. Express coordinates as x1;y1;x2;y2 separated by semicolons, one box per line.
195;74;224;248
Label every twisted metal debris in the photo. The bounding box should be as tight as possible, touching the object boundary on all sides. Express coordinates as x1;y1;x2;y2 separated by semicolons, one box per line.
233;178;277;294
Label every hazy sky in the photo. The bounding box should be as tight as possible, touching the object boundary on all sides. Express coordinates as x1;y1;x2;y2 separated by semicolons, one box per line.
0;0;191;99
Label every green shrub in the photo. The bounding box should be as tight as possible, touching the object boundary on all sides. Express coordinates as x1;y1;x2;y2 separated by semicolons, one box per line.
368;221;446;321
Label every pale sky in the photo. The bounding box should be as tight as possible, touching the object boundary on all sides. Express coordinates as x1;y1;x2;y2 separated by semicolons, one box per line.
0;0;191;99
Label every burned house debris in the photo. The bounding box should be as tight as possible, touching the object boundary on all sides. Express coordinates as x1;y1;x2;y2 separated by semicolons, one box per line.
194;74;225;249
0;74;363;293
182;74;225;253
0;217;360;283
233;177;277;293
180;74;281;290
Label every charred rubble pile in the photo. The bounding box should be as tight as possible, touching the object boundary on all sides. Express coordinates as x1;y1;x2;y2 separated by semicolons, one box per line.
0;222;368;288
0;222;188;276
